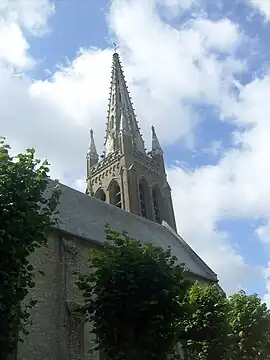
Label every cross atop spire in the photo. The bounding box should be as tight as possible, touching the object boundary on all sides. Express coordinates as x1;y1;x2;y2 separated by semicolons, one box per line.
113;42;118;53
104;51;145;155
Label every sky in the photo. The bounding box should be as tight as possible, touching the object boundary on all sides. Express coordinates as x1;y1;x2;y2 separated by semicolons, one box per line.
1;0;270;304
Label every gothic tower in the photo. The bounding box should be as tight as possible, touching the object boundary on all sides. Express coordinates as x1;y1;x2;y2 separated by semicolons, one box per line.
86;51;177;231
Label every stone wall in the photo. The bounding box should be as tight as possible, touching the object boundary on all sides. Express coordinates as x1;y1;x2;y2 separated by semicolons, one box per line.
17;231;99;360
17;229;215;360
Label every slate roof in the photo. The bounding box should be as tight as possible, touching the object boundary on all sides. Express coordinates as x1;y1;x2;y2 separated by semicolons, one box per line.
48;181;218;282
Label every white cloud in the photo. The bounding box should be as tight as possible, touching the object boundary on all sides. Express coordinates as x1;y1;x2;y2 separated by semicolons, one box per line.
167;163;261;294
31;48;112;131
0;0;54;69
0;0;54;34
249;0;270;21
27;0;244;152
257;220;270;245
263;264;270;307
109;0;243;144
1;0;270;298
0;20;32;68
192;18;241;52
167;73;270;294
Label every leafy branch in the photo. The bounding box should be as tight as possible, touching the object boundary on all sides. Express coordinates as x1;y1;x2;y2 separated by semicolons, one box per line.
0;137;61;357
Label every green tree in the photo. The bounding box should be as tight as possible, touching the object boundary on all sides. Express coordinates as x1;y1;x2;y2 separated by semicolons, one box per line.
77;226;191;360
227;290;270;360
181;282;229;360
0;137;61;358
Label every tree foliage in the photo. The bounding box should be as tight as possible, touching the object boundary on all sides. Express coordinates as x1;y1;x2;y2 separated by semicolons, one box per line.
181;283;229;360
227;290;270;360
181;285;270;360
78;226;270;360
77;225;191;360
0;137;61;356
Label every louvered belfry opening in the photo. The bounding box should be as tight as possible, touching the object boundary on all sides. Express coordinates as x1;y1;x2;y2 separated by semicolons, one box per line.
109;181;122;208
139;179;152;219
139;182;147;218
152;186;161;224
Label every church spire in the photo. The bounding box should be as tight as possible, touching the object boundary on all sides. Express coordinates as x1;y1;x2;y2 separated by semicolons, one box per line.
87;129;98;167
151;125;163;154
104;50;145;155
85;49;177;231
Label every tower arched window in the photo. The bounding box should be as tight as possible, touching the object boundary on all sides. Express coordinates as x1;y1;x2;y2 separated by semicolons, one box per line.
152;186;161;224
139;183;147;218
139;179;151;219
109;181;121;208
95;188;106;202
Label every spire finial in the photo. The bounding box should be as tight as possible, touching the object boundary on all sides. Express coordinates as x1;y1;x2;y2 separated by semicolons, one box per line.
113;42;118;53
151;125;163;154
87;128;99;166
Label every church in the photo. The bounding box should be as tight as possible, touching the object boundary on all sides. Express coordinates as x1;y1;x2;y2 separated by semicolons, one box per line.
17;51;219;360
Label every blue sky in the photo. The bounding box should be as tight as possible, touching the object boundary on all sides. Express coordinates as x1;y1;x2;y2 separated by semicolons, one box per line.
2;0;270;303
28;0;109;77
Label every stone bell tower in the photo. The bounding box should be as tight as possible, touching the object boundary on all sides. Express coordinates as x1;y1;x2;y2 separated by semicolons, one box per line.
86;51;177;231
